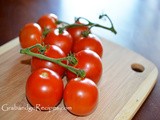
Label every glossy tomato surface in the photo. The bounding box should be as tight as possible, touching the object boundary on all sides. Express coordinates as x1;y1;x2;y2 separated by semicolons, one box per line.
37;13;58;30
31;45;66;77
44;28;73;55
63;77;98;116
67;23;89;44
72;34;103;57
19;23;42;48
26;68;64;110
66;50;102;84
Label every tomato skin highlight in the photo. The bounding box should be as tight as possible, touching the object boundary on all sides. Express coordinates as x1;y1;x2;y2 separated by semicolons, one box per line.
63;77;98;116
26;68;64;110
19;23;42;48
72;34;103;57
44;29;73;55
66;24;89;44
31;45;66;77
37;13;58;30
66;50;102;84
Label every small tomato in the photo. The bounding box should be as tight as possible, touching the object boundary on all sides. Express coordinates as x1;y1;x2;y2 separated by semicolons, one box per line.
26;68;63;111
64;77;98;116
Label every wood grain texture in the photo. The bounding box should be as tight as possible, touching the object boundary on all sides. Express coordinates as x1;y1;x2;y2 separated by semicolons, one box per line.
0;37;158;120
0;0;160;119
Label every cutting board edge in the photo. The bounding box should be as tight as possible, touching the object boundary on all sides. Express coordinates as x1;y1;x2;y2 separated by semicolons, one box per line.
113;67;158;120
0;37;19;55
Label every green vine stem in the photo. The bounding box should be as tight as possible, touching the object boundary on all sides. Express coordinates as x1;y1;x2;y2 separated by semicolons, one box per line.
57;13;117;34
20;44;85;78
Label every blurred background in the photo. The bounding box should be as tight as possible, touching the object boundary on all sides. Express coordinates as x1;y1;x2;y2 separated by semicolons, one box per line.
0;0;160;119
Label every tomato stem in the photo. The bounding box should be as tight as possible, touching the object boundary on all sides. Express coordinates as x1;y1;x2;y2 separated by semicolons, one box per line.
81;30;91;37
20;44;85;78
56;20;69;25
57;13;117;34
58;27;64;34
42;28;51;37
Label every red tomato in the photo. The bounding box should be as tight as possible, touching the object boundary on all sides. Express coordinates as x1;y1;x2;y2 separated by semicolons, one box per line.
26;68;64;110
19;23;42;48
67;22;89;43
72;34;103;57
37;13;58;30
66;50;102;84
43;28;73;55
31;45;66;77
63;77;98;116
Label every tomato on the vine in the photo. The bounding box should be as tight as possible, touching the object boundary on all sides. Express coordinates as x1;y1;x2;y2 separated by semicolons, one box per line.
66;50;102;84
26;68;64;111
37;13;58;30
63;77;98;116
31;45;66;77
19;23;42;48
72;34;103;57
18;13;118;116
66;22;89;44
43;28;73;55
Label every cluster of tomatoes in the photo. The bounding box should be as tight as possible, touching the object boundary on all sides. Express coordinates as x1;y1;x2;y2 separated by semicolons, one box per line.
19;13;103;116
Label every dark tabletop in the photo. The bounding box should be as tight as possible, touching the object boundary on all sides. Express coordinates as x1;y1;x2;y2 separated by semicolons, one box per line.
0;0;160;119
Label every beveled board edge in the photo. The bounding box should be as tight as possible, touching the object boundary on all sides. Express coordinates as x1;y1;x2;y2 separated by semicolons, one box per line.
114;68;158;120
0;37;19;55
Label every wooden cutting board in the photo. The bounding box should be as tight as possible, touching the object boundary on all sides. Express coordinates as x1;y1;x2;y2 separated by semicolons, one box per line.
0;37;158;120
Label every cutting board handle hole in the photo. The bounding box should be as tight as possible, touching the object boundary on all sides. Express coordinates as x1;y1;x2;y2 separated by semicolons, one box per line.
131;63;145;72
